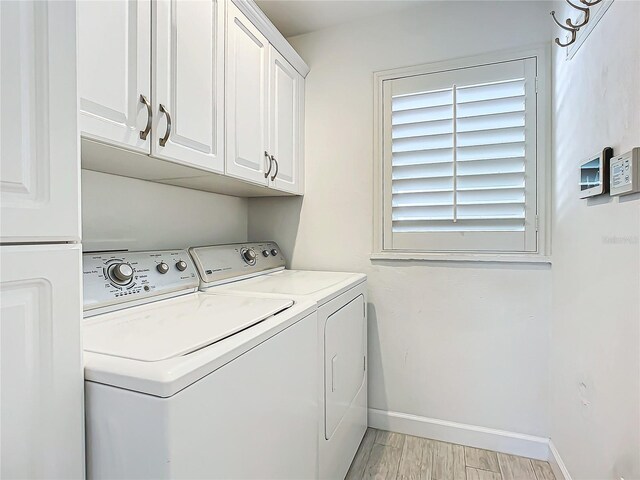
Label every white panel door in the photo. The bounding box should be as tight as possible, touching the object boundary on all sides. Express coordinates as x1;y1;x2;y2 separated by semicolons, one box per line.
225;2;269;185
0;1;80;243
152;0;224;173
0;245;84;479
78;0;151;153
269;46;303;194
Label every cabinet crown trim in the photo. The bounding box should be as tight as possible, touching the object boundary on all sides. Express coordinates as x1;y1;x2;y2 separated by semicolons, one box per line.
231;0;310;77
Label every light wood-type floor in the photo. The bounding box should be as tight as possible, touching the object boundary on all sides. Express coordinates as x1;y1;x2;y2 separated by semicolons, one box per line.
345;429;556;480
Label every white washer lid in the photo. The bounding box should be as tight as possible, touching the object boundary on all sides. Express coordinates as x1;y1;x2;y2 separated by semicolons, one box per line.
83;293;293;362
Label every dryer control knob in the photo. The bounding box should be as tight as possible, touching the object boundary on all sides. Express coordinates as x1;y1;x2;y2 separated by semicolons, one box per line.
242;249;257;264
271;248;279;256
262;250;270;257
176;260;188;271
111;263;134;283
157;262;169;274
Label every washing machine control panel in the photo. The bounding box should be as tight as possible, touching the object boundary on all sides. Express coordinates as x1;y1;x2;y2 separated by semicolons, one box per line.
189;242;286;287
83;250;199;316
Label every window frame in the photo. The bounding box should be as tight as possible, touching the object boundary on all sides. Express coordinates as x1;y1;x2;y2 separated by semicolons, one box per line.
372;45;551;263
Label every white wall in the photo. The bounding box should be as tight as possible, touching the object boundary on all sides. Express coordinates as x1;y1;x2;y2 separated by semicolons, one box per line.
550;1;640;478
249;1;553;438
82;170;248;252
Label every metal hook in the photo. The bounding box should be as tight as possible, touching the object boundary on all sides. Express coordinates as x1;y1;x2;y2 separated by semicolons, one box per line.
565;0;590;28
550;10;579;47
550;10;577;32
579;0;603;6
555;29;577;47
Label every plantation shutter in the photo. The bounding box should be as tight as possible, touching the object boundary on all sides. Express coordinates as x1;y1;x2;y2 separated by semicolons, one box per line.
382;58;538;252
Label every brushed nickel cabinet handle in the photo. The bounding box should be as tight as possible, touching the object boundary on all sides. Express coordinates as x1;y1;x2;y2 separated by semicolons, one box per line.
270;155;279;181
159;104;172;147
264;151;273;178
139;94;152;140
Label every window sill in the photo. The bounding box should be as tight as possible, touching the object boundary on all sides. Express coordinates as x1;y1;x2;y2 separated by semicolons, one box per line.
370;251;552;264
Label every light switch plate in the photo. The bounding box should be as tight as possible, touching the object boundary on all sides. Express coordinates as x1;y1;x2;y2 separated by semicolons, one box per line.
610;148;640;196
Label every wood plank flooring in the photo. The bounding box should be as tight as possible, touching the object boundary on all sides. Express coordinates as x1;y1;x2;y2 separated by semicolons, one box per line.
345;429;555;480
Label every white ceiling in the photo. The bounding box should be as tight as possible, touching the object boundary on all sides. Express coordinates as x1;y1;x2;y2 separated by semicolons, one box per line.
255;0;424;38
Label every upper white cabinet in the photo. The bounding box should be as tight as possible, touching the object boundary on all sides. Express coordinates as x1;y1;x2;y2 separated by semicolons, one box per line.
225;1;270;185
226;3;304;193
269;46;304;194
152;0;224;172
78;0;224;173
0;0;81;242
78;0;151;153
78;0;308;197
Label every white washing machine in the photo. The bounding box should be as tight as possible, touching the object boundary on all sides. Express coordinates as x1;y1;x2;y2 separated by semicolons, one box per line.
82;249;319;479
189;242;368;480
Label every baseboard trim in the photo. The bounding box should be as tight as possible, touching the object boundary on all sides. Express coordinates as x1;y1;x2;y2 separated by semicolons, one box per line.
548;440;572;480
368;408;550;461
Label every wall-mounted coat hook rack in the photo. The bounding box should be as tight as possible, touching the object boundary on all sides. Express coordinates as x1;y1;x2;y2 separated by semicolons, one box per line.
549;0;607;48
551;0;613;54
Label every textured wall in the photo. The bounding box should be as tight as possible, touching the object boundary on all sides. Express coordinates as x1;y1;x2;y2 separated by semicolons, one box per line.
550;1;640;478
250;1;553;437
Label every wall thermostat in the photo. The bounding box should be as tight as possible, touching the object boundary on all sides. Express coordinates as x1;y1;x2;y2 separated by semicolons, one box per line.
610;147;640;196
580;147;612;198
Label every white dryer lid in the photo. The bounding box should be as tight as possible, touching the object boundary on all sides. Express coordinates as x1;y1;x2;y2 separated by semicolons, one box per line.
212;270;366;303
83;293;293;362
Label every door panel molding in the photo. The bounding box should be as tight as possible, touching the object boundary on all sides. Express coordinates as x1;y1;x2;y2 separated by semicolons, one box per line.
0;1;80;242
151;0;224;173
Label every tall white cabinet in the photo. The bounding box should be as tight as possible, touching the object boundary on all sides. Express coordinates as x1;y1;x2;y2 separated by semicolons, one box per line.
0;1;85;479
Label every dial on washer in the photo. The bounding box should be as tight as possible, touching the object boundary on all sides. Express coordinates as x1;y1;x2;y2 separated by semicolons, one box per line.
242;248;257;264
110;263;134;284
176;260;188;271
157;262;169;274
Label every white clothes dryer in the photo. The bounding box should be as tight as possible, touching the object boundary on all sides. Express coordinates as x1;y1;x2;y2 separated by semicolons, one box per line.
189;242;368;480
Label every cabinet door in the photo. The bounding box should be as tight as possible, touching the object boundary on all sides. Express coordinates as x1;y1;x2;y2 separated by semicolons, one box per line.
269;46;304;194
225;2;269;185
78;0;151;153
0;1;80;242
152;0;224;172
1;245;84;479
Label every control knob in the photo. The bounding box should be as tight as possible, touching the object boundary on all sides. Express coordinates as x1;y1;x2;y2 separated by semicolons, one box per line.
176;260;188;271
157;262;169;274
110;263;134;284
242;248;257;264
271;248;279;256
262;250;270;257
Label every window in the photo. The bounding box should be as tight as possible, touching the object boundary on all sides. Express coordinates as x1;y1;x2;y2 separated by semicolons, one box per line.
374;50;548;259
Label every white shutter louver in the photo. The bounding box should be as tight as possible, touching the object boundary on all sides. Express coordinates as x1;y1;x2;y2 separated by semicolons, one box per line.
383;58;538;252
